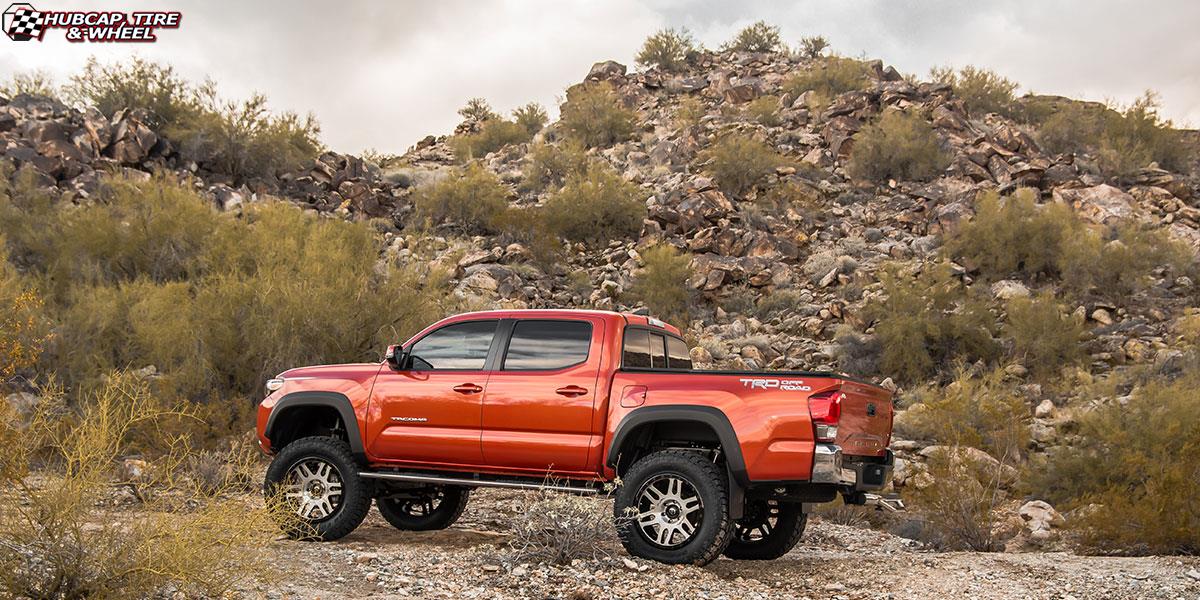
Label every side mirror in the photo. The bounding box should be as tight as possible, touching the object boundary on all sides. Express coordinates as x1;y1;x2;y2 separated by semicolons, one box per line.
384;344;408;371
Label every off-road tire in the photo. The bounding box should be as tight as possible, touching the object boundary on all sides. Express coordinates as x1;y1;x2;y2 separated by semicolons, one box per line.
613;449;733;565
264;436;371;541
723;500;806;559
376;486;470;531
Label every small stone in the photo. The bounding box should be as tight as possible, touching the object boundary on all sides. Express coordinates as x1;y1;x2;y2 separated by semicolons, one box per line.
622;558;639;570
1034;398;1055;419
1186;569;1200;581
481;564;501;572
1090;308;1114;325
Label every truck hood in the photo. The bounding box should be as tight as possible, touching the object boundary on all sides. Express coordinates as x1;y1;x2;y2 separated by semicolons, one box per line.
279;362;382;382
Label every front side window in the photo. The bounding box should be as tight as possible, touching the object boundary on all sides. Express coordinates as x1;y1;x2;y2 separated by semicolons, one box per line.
502;320;592;370
408;320;497;370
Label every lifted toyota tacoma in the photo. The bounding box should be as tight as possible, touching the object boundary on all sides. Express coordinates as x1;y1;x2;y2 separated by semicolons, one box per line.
258;309;894;565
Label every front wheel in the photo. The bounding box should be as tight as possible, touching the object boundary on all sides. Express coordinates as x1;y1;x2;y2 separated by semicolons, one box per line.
722;499;806;560
376;485;470;531
613;449;733;565
264;436;371;541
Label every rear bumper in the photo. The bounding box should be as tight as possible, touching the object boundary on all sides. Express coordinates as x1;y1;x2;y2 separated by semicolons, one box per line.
810;443;893;491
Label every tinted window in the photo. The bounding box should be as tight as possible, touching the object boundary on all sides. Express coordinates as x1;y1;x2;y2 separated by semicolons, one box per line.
408;320;497;370
667;336;693;370
650;334;667;369
503;320;592;370
624;329;651;368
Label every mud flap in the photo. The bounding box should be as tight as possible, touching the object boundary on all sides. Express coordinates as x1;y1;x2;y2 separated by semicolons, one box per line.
728;468;744;520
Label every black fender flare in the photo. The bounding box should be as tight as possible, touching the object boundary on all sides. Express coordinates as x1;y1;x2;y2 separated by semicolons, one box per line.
264;391;366;465
606;405;749;487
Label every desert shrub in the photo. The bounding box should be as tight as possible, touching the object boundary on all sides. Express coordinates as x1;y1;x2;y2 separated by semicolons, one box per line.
413;164;510;233
831;327;881;376
744;95;781;126
907;450;1009;551
1003;293;1084;378
520;141;590;193
1061;223;1191;299
512;102;549;135
64;57;320;181
753;288;806;321
896;368;1029;460
636;28;697;72
674;96;706;129
1035;91;1188;178
629;244;692;326
0;70;56;98
450;118;532;160
458;97;499;122
510;490;621;565
703;133;785;196
944;188;1079;281
1027;371;1200;554
798;35;830;59
0;176;450;401
0;244;50;379
867;263;998;383
724;21;782;53
559;83;637;148
0;375;280;598
848;109;948;182
930;65;1018;117
541;164;645;243
783;56;872;104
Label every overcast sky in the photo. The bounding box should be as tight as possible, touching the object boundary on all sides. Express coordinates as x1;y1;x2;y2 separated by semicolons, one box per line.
2;0;1196;154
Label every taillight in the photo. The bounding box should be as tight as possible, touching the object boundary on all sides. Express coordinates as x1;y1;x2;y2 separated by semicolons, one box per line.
809;391;844;443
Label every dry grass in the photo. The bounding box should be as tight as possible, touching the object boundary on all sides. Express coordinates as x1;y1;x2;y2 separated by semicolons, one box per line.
509;488;623;565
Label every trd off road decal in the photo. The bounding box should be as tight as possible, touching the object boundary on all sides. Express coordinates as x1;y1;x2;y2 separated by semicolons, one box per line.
738;378;812;392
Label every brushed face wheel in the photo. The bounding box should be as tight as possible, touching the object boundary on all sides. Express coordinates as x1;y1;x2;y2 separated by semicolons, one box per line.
635;473;704;548
283;457;344;521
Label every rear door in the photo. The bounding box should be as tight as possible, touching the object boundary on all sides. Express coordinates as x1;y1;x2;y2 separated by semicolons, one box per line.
366;319;499;466
481;317;603;473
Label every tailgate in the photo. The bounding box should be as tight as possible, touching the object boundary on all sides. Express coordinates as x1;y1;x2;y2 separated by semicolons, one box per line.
835;380;893;457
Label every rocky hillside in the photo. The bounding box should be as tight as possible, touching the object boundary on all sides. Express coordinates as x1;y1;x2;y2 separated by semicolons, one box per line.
3;40;1199;554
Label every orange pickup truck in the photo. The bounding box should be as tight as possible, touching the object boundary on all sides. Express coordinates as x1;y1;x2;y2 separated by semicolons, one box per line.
257;309;894;565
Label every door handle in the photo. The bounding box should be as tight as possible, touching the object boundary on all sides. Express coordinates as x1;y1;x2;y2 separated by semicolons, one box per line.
556;385;588;397
452;383;483;394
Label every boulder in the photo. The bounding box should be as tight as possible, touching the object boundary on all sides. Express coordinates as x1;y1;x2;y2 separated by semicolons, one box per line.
586;60;627;82
1052;184;1137;225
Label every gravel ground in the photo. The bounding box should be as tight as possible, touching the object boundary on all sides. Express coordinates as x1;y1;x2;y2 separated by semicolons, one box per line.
240;489;1200;600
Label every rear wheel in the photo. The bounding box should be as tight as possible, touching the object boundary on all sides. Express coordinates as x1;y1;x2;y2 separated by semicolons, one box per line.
722;499;806;560
264;436;371;541
613;449;733;565
376;485;470;531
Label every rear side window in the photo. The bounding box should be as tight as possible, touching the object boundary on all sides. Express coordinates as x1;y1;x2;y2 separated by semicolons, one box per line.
502;320;592;370
623;329;651;368
667;336;693;370
408;320;497;370
649;333;667;369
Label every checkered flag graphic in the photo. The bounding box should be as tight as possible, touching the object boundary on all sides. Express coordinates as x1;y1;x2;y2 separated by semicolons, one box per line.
4;4;44;41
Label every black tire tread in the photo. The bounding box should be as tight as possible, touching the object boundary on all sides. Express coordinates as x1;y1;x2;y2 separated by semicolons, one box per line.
614;449;733;566
376;487;470;531
264;436;371;541
723;505;806;560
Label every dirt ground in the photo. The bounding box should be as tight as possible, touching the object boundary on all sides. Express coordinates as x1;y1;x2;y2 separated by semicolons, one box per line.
238;489;1200;600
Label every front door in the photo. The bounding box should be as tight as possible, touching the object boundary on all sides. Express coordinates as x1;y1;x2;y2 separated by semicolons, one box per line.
481;318;602;473
367;320;498;466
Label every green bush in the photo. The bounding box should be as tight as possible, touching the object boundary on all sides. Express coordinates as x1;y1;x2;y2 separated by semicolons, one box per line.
744;95;781;127
64;56;195;124
559;83;637;148
724;21;782;53
636;28;697;72
1003;293;1085;379
703;134;785;196
783;56;872;103
457;97;499;122
520;141;590;193
412;164;510;234
1060;222;1191;299
0;69;56;98
930;65;1018;117
848;109;948;182
629;244;692;326
798;36;830;59
512;102;549;135
867;263;998;383
944;188;1078;281
896;367;1029;460
449;119;532;161
0;175;451;401
1026;371;1200;554
673;97;706;129
542;164;645;243
1035;91;1188;179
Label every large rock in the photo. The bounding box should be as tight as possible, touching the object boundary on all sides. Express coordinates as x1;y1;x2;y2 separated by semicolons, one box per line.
586;60;626;82
105;108;159;164
1052;184;1137;224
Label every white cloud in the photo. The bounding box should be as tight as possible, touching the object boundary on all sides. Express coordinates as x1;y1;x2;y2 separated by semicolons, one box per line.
1;0;1195;153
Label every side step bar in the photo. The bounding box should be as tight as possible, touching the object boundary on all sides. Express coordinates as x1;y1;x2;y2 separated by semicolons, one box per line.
359;471;602;495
